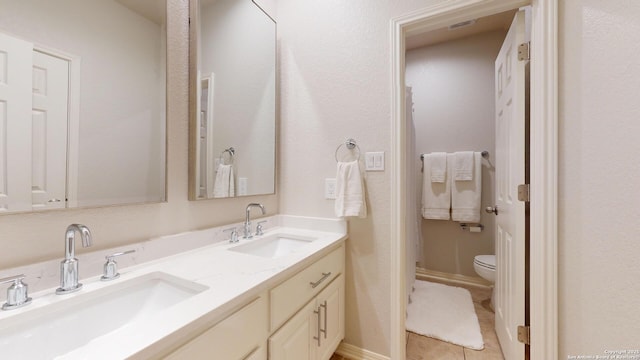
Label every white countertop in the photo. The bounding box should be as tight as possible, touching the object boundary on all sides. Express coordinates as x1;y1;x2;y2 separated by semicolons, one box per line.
0;215;347;359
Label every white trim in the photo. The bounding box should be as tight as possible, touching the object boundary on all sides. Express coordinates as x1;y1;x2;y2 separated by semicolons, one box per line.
416;267;492;289
390;1;557;359
529;1;558;359
389;14;406;359
336;342;390;360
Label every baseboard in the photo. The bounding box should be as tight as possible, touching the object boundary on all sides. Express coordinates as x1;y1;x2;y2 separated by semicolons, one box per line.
416;267;492;288
335;342;390;360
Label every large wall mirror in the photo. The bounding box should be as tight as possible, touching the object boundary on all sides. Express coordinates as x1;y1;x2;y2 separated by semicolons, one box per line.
0;0;167;214
189;0;276;200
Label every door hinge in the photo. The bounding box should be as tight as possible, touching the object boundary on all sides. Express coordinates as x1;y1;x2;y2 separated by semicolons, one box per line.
518;184;530;202
518;42;530;61
517;325;531;345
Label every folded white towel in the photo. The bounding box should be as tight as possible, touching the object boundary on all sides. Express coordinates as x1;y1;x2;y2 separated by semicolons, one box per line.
213;164;235;198
421;154;451;220
452;152;482;222
335;161;367;218
454;151;475;181
428;152;447;183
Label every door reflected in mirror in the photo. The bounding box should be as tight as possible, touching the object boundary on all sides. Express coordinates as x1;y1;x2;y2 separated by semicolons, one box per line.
190;0;276;200
0;0;167;214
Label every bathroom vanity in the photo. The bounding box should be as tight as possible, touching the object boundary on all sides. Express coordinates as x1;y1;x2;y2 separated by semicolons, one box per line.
0;216;346;360
164;245;344;360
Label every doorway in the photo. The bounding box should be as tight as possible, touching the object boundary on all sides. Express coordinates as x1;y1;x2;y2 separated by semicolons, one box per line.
389;1;558;359
404;9;525;359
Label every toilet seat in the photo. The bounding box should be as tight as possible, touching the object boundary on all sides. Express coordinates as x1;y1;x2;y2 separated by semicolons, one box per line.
474;255;495;270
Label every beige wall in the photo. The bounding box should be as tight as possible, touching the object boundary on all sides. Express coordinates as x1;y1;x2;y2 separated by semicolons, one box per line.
406;30;504;277
558;0;640;357
0;0;277;270
277;0;640;357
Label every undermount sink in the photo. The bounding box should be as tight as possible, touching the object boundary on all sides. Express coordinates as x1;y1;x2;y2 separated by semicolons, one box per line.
228;233;317;258
0;272;207;359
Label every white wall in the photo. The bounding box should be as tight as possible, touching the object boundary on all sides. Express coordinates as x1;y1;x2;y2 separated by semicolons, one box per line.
0;0;166;206
200;0;276;195
406;31;503;277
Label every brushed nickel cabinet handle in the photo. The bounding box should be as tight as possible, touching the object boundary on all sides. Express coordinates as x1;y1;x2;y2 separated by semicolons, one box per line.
309;272;332;289
320;300;328;339
313;306;322;346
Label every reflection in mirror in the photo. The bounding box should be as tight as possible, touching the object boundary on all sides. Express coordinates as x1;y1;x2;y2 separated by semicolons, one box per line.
190;0;276;200
0;0;167;214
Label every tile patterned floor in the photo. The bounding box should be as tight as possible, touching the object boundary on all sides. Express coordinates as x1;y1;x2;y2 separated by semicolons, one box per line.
331;282;504;360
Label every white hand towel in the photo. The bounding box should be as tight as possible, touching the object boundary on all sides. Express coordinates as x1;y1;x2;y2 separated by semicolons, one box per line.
213;164;234;198
228;165;235;197
454;151;475;181
421;154;451;220
452;152;482;223
335;160;367;218
429;152;447;183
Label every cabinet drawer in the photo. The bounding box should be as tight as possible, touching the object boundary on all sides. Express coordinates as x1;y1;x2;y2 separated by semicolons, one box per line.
165;296;267;359
270;245;344;331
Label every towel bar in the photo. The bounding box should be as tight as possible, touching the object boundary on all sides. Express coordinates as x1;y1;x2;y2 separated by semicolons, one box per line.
335;139;361;162
219;147;235;165
420;151;489;160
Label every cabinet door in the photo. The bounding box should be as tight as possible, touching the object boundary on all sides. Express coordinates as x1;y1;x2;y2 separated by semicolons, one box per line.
244;346;266;360
316;275;345;360
269;300;317;360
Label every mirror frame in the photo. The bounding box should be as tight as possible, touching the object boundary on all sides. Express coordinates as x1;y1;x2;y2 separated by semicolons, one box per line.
188;0;277;201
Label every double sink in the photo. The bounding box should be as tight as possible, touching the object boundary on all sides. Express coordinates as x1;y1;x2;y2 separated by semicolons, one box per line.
0;230;320;359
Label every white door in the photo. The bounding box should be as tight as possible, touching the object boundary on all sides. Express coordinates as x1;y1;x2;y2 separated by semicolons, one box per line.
31;50;69;210
0;32;33;212
494;10;527;360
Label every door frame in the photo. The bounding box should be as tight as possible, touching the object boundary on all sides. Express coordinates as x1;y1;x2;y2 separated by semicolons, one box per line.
389;1;557;359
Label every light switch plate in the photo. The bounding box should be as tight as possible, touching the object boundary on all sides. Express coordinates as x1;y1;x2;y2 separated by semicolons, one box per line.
365;152;385;171
325;178;336;199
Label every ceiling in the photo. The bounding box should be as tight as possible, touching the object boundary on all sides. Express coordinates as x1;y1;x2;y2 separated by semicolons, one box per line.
405;9;517;50
115;0;166;25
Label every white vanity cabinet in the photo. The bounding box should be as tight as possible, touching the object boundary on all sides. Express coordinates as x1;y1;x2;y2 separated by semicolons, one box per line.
268;245;345;360
162;243;345;360
164;296;268;360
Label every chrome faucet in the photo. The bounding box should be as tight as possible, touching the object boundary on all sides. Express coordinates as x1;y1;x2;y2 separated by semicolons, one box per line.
243;203;266;239
56;224;92;295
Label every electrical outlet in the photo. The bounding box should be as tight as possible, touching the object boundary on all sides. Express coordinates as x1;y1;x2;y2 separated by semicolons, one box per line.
238;177;248;196
325;178;336;199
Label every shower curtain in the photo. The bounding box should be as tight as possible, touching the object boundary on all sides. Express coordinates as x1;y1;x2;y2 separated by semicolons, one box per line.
405;86;422;305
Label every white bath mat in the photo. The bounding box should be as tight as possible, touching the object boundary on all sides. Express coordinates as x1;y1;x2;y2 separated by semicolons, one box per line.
406;280;484;350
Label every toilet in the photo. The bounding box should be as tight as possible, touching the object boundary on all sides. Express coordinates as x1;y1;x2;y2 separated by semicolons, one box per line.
473;255;496;309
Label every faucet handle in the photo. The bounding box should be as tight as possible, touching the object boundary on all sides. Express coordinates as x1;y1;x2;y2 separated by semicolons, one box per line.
0;274;33;310
255;220;268;236
223;227;239;243
101;250;136;281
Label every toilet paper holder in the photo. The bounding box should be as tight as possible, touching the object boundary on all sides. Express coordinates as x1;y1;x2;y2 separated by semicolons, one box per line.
460;223;484;232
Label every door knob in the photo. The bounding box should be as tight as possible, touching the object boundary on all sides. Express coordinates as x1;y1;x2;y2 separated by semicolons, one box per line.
485;206;498;215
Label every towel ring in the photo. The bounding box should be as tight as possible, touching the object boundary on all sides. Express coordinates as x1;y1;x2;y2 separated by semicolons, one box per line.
335;139;361;162
219;147;235;165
